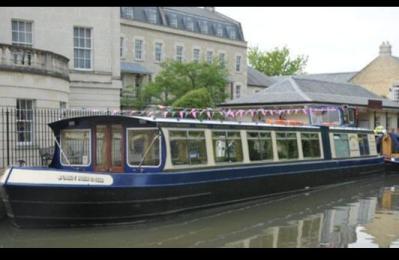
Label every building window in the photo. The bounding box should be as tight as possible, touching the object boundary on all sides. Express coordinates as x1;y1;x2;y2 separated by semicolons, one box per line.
168;13;178;28
276;132;299;160
154;42;163;63
235;55;241;72
199;20;208;34
310;108;341;126
16;99;34;145
193;48;200;63
215;24;223;37
227;26;237;40
134;39;144;61
127;129;160;166
12;20;33;47
247;131;273;161
169;130;207;166
60;101;67;110
120;37;124;58
73;27;92;69
212;131;243;163
184;17;194;31
206;50;213;64
392;85;399;101
145;8;158;24
60;129;91;166
235;85;241;99
219;52;226;68
301;133;321;158
121;7;134;19
176;45;184;62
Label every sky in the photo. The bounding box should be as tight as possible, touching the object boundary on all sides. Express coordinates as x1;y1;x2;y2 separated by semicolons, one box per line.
217;7;399;74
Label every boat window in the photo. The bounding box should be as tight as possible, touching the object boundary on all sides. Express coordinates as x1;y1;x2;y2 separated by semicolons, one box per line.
60;129;91;166
301;133;321;158
333;133;350;158
170;130;207;166
276;132;299;160
127;129;160;166
247;131;273;161
212;130;243;163
358;133;370;156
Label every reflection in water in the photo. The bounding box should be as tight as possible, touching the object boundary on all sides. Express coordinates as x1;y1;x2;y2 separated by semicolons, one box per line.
1;175;399;248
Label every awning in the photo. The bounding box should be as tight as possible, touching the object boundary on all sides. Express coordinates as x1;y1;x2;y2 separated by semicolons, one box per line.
121;62;152;75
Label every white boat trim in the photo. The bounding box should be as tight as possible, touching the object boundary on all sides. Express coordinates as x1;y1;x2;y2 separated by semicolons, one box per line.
7;168;113;186
0;168;11;185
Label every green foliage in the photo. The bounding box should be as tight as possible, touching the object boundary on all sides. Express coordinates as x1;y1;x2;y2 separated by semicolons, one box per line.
248;46;308;76
120;85;147;110
172;87;212;108
138;60;229;108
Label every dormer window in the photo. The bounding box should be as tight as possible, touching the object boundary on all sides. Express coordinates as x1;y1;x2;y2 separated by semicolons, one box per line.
215;24;223;37
145;8;157;24
121;7;134;19
184;17;194;31
227;26;237;40
168;13;178;28
198;20;208;34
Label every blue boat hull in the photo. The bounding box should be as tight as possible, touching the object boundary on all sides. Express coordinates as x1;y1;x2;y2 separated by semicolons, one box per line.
0;157;385;228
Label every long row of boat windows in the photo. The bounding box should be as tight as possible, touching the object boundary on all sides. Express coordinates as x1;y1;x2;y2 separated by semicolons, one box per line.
59;128;375;169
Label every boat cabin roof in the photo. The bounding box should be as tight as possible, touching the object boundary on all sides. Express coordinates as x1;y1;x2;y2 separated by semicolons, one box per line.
48;115;373;133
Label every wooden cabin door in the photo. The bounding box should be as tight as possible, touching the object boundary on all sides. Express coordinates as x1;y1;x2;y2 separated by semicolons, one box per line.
94;124;124;173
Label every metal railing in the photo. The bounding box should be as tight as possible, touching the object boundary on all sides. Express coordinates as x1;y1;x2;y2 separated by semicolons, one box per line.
0;107;107;169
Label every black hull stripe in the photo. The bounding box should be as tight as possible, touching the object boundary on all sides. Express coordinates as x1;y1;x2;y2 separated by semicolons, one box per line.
11;186;322;221
6;192;212;205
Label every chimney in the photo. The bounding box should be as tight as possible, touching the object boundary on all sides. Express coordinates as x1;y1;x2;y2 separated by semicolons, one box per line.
379;41;392;56
204;7;215;12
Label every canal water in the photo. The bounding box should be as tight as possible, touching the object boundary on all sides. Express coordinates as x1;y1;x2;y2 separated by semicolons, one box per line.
1;175;399;248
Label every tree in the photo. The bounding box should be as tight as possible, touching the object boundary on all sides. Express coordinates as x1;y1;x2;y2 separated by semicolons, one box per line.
172;87;212;108
248;46;308;76
136;60;229;109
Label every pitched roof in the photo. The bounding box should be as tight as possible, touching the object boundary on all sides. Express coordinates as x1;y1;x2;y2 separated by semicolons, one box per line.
271;71;358;84
120;7;245;42
223;76;399;108
247;67;276;88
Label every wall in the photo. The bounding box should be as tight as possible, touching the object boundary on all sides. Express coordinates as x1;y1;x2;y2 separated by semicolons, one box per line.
0;70;69;108
0;7;122;109
351;56;399;98
120;19;248;97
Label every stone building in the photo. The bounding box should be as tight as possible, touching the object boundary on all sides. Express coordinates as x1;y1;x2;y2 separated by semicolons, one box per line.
119;7;248;106
0;7;122;110
351;42;399;100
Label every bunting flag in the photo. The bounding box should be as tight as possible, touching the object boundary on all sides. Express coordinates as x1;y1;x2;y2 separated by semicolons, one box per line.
206;111;212;119
76;105;341;120
191;109;197;119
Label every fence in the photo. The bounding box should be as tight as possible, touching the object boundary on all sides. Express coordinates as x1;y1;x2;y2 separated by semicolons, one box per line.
0;107;108;169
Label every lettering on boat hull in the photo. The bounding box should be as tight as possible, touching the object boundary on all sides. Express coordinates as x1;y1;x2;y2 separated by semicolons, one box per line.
6;169;113;186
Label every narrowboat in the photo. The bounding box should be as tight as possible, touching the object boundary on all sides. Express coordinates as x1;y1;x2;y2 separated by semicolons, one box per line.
0;115;385;228
377;132;399;174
